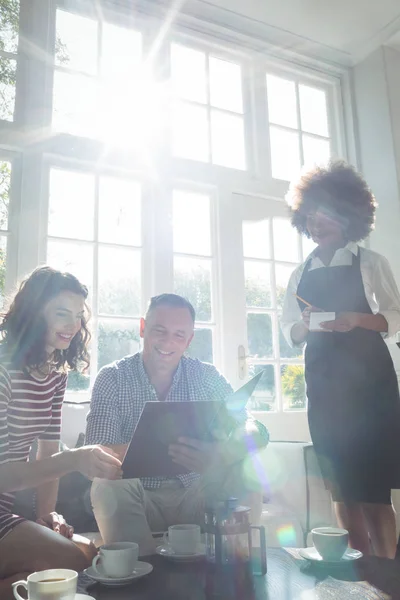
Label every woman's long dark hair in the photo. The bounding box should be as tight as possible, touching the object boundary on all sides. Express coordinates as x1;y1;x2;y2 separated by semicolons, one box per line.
0;266;91;372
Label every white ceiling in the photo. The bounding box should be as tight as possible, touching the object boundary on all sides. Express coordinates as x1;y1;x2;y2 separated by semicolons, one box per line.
180;0;400;66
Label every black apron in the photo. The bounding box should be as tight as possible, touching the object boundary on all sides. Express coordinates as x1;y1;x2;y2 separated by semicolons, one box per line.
297;247;400;499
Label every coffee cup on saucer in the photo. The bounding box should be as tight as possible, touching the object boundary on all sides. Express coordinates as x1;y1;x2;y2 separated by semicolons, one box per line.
12;569;77;600
92;542;139;578
163;524;201;555
312;527;349;561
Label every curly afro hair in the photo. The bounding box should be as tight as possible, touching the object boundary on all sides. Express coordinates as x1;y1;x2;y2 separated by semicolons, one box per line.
285;161;377;242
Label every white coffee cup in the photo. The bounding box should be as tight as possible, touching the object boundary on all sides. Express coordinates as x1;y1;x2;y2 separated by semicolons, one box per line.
12;569;77;600
163;524;201;555
92;542;139;578
312;527;349;561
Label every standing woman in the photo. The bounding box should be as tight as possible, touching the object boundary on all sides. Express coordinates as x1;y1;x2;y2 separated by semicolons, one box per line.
281;162;400;558
0;267;121;596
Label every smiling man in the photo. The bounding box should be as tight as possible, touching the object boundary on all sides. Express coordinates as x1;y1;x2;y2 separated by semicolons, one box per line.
85;293;269;555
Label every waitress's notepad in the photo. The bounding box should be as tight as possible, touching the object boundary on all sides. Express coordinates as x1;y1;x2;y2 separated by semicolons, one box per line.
309;312;335;332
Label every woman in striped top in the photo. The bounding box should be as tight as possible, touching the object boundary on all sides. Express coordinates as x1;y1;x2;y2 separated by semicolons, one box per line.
0;267;122;595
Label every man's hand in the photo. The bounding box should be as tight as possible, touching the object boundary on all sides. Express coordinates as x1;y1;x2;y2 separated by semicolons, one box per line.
168;437;225;474
320;312;361;333
36;512;74;539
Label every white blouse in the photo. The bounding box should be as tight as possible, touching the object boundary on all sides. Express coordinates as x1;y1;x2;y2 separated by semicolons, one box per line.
280;243;400;346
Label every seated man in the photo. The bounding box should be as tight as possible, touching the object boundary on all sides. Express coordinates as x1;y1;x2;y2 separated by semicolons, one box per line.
86;293;269;555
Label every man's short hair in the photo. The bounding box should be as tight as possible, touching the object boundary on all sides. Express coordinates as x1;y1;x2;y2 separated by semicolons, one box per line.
145;294;196;322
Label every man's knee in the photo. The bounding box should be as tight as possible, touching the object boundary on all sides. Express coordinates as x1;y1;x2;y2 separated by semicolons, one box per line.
91;478;145;518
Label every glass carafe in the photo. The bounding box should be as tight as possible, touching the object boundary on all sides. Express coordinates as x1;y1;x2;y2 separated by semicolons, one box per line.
204;498;267;575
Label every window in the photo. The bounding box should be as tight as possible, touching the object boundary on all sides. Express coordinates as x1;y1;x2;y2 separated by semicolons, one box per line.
0;0;19;121
266;74;331;181
46;166;142;391
173;189;215;363
171;43;246;170
53;9;156;149
243;215;314;411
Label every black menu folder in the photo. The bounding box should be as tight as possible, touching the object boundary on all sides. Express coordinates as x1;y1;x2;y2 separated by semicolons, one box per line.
122;370;264;479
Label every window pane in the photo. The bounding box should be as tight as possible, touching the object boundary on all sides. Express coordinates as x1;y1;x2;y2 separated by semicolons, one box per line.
98;247;141;316
187;328;213;363
53;71;99;138
299;85;329;136
281;364;306;411
98;319;140;370
67;370;90;392
303;135;331;168
0;161;11;230
247;313;273;359
173;190;211;255
275;263;296;311
55;9;98;74
0;236;7;309
248;364;275;411
99;177;141;246
0;0;19;54
101;23;142;78
211;111;245;170
242;220;270;259
245;261;271;308
0;57;16;121
273;218;299;263
270;127;300;181
171;44;207;104
47;240;93;293
266;75;297;129
49;169;95;241
209;57;243;113
100;76;162;150
174;257;212;321
172;103;209;162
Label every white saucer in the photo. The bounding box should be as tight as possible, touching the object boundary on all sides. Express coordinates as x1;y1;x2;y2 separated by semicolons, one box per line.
83;562;153;586
75;595;96;600
299;547;363;565
156;543;206;561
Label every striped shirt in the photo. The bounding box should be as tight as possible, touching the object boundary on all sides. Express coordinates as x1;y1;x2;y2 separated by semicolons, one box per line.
86;353;268;489
0;361;67;539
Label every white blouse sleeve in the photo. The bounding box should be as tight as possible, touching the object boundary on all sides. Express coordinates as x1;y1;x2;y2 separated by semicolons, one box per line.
372;254;400;338
280;265;305;348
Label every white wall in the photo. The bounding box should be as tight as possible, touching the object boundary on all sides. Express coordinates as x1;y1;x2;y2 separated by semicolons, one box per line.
353;46;400;370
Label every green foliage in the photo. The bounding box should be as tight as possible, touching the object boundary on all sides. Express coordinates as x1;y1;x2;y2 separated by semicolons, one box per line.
281;364;306;409
174;265;211;322
0;0;19;54
98;322;140;370
0;162;10;229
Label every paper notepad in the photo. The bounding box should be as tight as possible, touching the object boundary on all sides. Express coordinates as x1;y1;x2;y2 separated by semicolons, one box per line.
309;312;336;332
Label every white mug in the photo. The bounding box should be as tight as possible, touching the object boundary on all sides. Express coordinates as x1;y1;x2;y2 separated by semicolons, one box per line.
163;524;201;555
12;569;77;600
312;527;349;561
92;542;139;578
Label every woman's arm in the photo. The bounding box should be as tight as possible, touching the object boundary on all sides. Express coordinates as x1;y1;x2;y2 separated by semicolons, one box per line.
35;374;67;518
280;266;308;347
35;440;61;519
321;253;400;334
0;445;121;495
372;254;400;337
